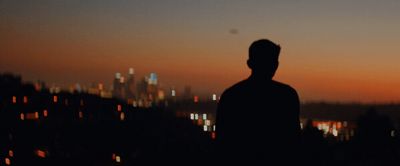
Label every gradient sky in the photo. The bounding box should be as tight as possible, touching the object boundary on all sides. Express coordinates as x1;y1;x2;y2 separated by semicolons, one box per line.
1;0;400;102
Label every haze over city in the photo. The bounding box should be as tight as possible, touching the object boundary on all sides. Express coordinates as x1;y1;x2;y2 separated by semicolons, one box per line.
1;0;400;102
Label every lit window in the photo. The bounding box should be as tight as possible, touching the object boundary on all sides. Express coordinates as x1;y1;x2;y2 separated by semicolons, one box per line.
194;96;199;103
190;113;194;120
194;114;198;120
212;94;217;101
203;125;208;131
171;90;176;97
79;111;83;119
117;104;122;112
116;156;121;163
53;95;58;103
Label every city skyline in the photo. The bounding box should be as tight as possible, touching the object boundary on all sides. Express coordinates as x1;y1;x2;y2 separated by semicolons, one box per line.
1;0;400;102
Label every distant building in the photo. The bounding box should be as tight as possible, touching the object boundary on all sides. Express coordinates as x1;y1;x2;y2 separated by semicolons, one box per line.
126;68;136;99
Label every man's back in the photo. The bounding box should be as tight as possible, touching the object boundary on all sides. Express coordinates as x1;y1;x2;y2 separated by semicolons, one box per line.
215;39;300;163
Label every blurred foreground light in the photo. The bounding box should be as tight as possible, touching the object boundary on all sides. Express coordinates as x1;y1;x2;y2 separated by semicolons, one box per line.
205;120;211;126
12;96;16;104
9;150;14;157
23;96;28;104
53;95;58;103
116;156;121;163
117;104;122;112
79;111;83;119
211;132;216;140
35;149;46;158
35;112;39;119
120;112;125;121
202;114;207;120
5;157;11;165
43;110;48;117
171;90;176;97
112;153;116;160
332;128;338;137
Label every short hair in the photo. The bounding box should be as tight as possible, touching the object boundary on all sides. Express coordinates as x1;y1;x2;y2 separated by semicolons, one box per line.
249;39;281;61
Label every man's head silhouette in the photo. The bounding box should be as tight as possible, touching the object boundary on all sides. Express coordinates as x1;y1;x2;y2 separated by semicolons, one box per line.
247;39;281;79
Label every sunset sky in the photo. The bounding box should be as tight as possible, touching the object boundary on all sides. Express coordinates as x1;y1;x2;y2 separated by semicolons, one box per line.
1;0;400;102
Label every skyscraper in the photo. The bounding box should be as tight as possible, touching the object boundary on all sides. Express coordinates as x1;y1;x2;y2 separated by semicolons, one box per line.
126;68;136;99
112;72;122;98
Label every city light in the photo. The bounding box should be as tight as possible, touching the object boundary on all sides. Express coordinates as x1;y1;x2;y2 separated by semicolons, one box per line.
194;114;198;120
205;120;211;126
120;112;125;121
20;113;24;120
171;89;176;97
43;110;48;117
129;68;135;75
211;132;216;140
53;95;58;103
79;111;83;119
203;125;208;131
116;156;121;163
23;96;28;104
194;96;199;103
35;149;46;158
190;113;194;120
5;158;11;165
212;94;217;101
115;72;121;79
202;114;207;120
8;150;13;157
12;96;16;104
117;104;122;112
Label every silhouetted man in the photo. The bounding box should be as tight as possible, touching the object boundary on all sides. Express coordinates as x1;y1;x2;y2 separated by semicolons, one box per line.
216;39;300;164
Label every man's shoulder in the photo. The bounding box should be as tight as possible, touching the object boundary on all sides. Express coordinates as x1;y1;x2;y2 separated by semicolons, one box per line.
271;80;297;93
221;79;249;97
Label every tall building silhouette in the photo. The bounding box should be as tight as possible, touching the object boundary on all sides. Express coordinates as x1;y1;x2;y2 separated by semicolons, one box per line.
112;72;122;99
126;68;136;100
